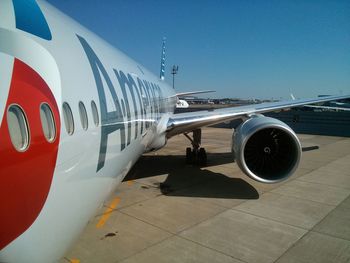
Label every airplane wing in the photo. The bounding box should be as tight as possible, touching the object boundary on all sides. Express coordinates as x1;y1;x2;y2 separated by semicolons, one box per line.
304;105;350;111
176;90;215;97
166;94;350;137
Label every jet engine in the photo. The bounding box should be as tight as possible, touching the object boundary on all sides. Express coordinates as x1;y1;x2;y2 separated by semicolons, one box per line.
232;115;302;183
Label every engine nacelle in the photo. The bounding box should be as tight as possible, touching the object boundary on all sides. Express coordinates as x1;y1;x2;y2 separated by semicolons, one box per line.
232;116;302;183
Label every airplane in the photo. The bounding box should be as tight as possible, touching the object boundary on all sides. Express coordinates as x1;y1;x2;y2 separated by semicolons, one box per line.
0;1;349;262
290;94;350;112
304;104;350;112
175;90;215;108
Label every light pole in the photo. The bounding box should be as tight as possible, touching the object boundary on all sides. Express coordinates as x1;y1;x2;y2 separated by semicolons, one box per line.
171;65;178;89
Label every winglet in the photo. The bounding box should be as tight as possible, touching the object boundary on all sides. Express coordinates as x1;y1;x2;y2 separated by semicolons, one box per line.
160;37;166;80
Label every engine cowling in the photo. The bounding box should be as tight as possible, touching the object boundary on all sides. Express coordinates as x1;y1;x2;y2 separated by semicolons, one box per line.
232;116;302;183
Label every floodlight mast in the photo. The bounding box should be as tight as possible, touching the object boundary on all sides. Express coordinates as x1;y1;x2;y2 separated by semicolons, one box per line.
171;65;178;89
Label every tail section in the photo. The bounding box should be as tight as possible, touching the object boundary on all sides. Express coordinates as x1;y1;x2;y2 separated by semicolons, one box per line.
160;37;166;80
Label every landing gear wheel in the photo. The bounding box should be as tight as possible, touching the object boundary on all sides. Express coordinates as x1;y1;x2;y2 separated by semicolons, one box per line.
186;147;192;164
184;129;207;166
198;148;207;166
185;147;207;166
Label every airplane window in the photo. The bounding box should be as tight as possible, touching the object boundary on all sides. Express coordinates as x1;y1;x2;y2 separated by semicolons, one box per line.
91;100;99;127
7;105;30;151
40;103;56;142
79;101;88;130
63;102;74;135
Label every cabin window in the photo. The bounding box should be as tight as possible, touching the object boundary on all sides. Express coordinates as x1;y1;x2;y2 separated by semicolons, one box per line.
63;102;74;135
40;103;56;142
79;101;88;130
91;100;99;127
7;105;30;151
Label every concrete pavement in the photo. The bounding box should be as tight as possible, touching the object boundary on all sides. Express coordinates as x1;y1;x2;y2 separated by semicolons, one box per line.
62;127;350;263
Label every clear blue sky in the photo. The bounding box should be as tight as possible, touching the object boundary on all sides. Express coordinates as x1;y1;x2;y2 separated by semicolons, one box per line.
46;0;350;99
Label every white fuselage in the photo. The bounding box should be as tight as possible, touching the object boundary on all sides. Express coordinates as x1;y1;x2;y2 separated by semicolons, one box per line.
0;1;176;262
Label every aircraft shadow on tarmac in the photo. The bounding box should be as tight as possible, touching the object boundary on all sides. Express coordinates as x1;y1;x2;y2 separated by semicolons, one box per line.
124;153;259;200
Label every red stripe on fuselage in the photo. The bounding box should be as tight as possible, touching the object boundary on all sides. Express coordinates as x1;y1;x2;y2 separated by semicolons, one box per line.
0;59;60;249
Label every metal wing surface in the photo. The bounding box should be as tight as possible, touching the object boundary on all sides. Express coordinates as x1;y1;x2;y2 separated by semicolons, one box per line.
166;94;350;137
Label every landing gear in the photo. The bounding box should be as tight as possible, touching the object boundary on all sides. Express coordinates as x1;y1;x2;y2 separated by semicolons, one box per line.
198;147;207;166
184;129;207;166
186;147;192;163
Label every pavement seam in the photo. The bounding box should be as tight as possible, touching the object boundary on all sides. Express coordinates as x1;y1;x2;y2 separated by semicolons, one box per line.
117;209;175;235
115;234;176;263
270;191;349;207
271;229;311;263
296;176;350;190
93;194;164;217
119;201;228;236
271;180;350;206
230;206;328;232
310;195;350;242
173;235;249;263
252;190;339;208
174;207;230;235
272;230;350;263
263;191;338;207
116;234;248;263
309;230;350;242
232;193;337;227
271;195;350;263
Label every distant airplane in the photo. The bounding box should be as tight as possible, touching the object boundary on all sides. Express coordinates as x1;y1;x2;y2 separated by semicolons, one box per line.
0;1;349;262
175;90;215;108
326;100;350;109
176;99;190;108
304;105;350;112
291;94;350;111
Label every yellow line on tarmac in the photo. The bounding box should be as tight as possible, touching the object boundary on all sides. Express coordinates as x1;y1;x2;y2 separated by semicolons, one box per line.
96;197;120;228
127;180;134;186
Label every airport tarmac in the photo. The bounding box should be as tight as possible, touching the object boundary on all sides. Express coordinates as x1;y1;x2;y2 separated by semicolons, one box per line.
62;127;350;263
